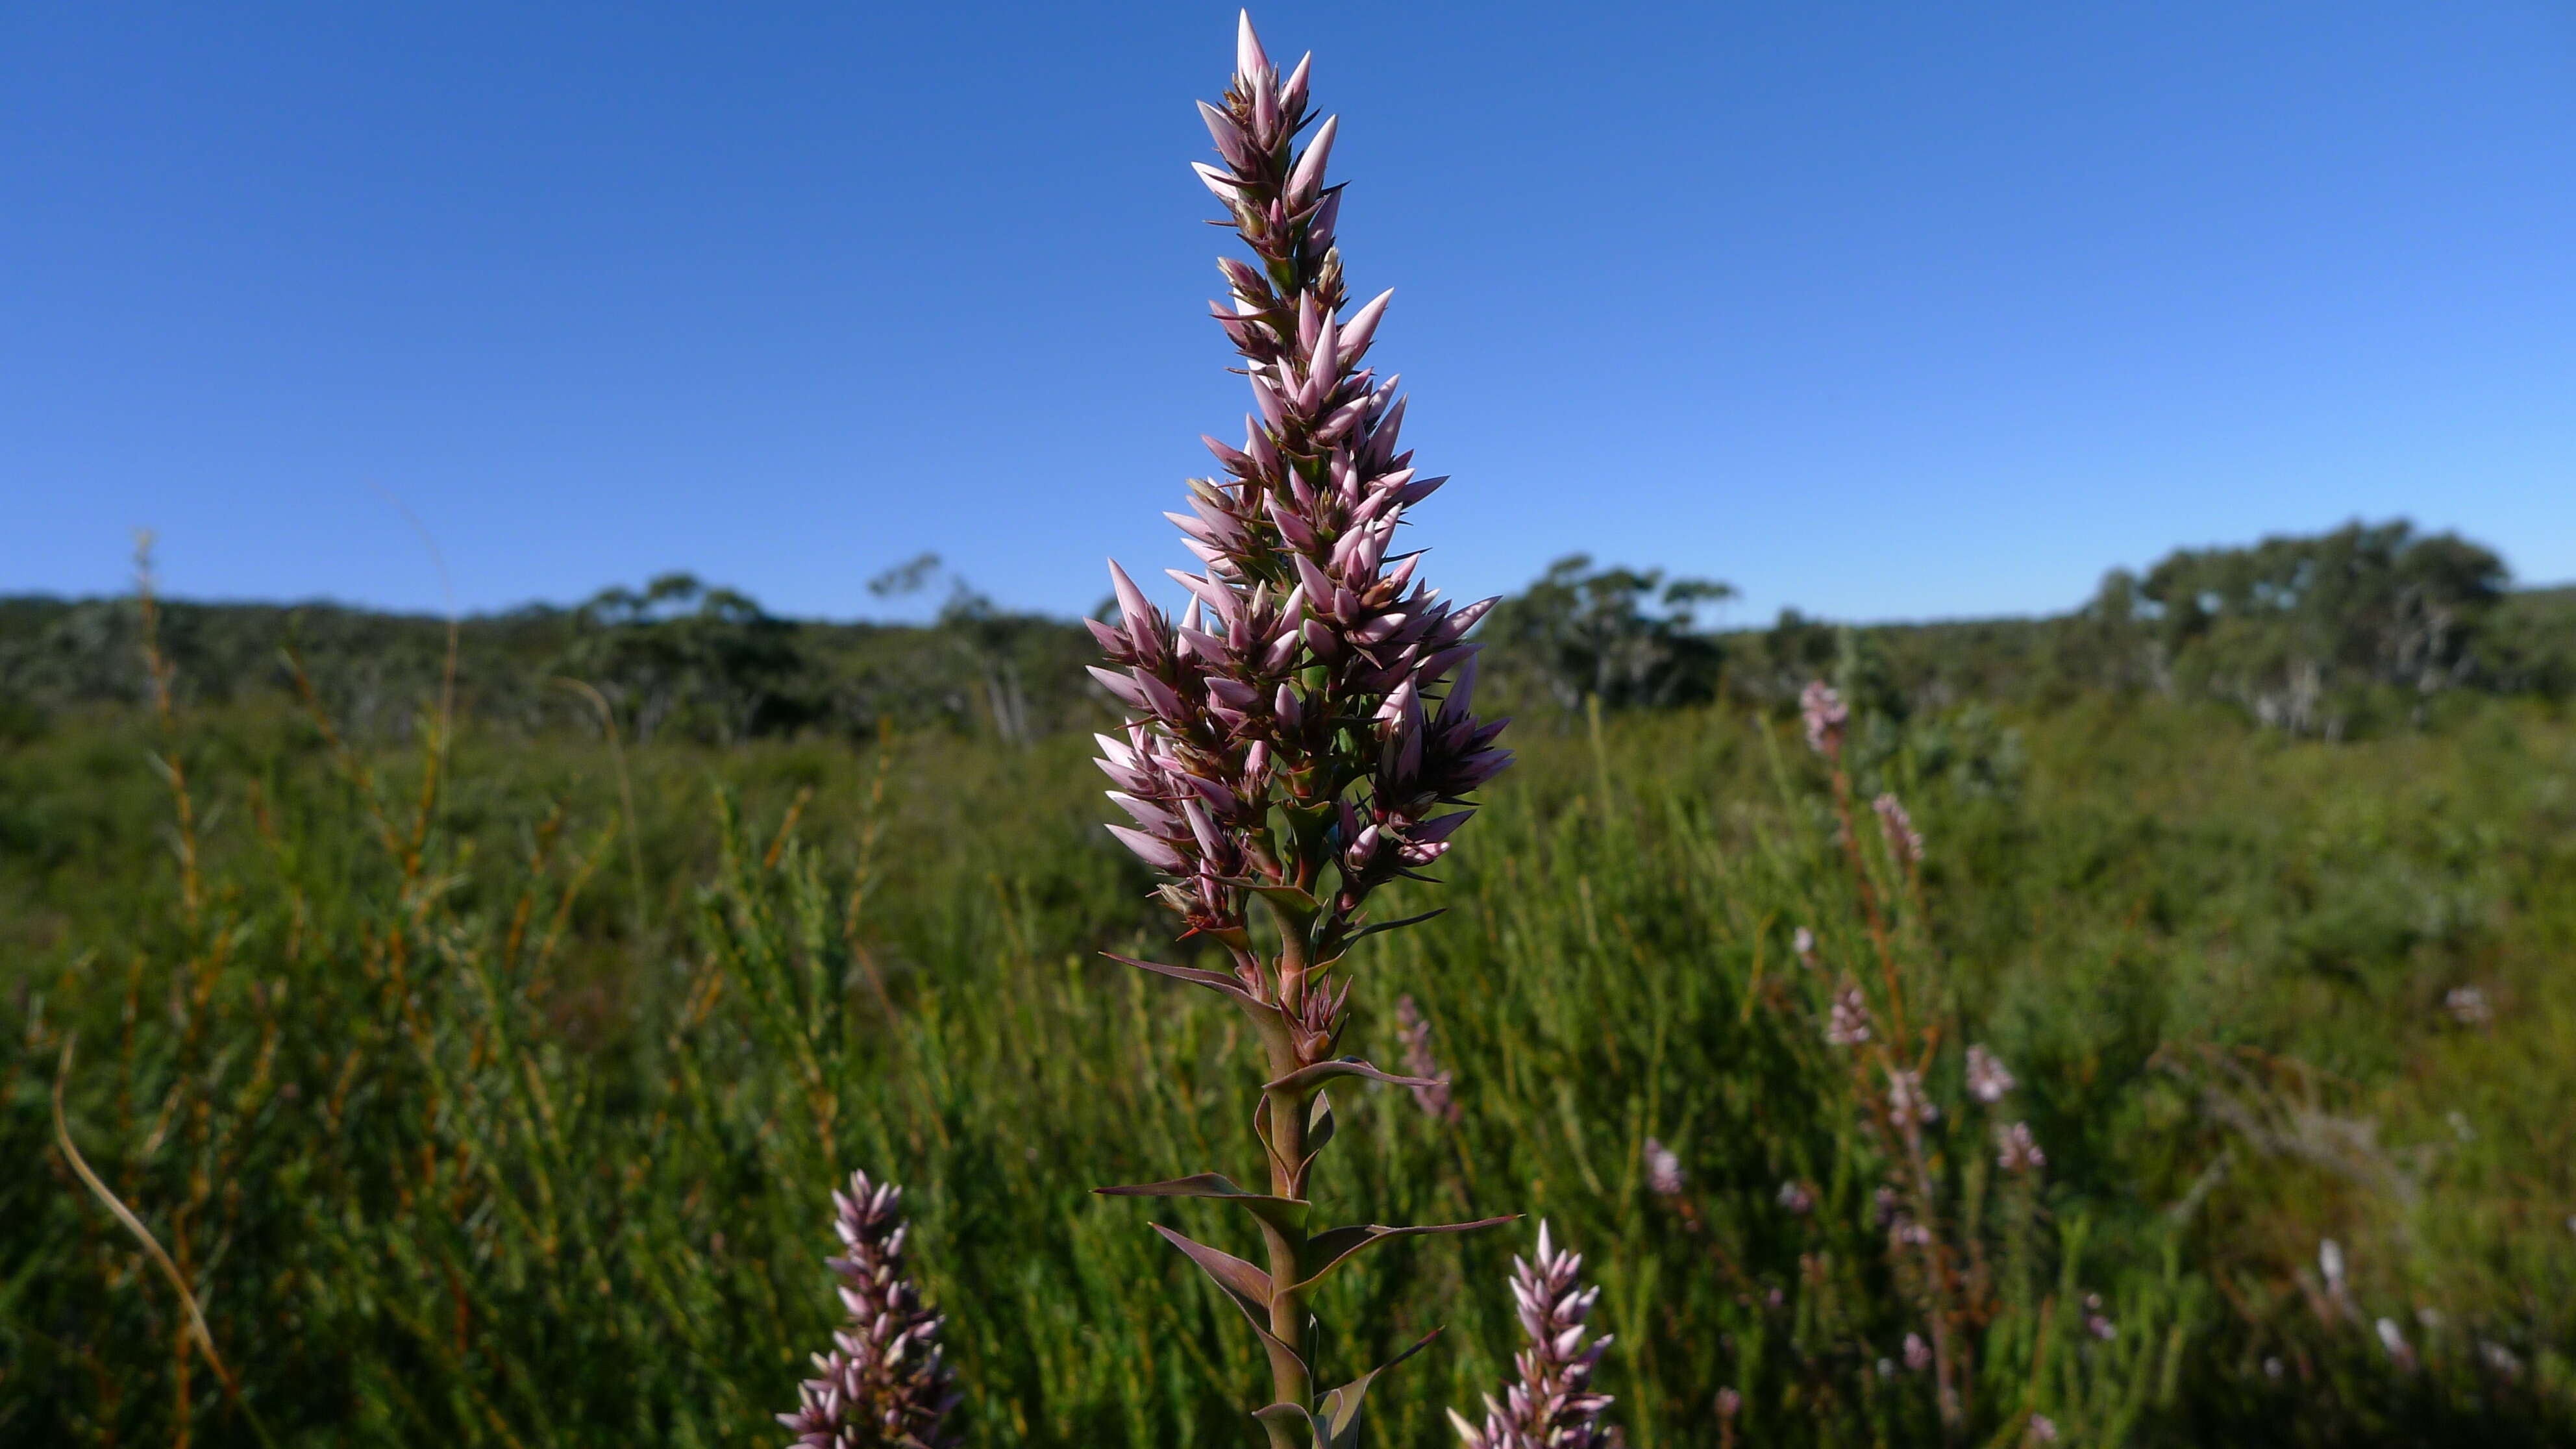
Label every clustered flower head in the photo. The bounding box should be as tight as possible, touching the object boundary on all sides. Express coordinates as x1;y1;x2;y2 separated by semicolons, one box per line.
1450;1222;1624;1449
1396;993;1461;1124
1964;1043;2015;1104
1800;680;1848;758
1997;1121;2046;1173
1872;792;1924;865
1827;985;1872;1046
1092;10;1508;1000
1885;1067;1938;1126
779;1171;959;1449
2445;985;2492;1024
2377;1317;2418;1372
1091;18;1530;1429
1644;1138;1685;1198
2085;1292;2118;1341
1776;1180;1815;1215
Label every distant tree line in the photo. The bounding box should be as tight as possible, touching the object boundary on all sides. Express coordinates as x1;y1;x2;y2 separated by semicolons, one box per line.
3;520;2568;747
0;560;1097;748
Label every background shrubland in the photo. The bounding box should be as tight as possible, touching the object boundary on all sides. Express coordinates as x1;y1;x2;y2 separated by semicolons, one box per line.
6;519;2568;751
5;517;2575;1445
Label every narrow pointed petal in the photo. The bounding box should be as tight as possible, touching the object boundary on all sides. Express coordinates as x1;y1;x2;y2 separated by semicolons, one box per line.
1291;551;1337;607
1108;791;1182;830
1133;669;1188;721
1198;100;1256;169
1396;473;1448;506
1165;567;1235;617
1203;433;1256;476
1236;9;1270;80
1107;559;1156;633
1338;288;1393;358
1191;162;1245;200
1107;824;1188;873
1280;52;1311;115
1087;665;1148;709
1287;115;1337;203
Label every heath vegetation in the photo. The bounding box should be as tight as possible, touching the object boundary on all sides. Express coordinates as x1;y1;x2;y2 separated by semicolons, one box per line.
8;16;2576;1448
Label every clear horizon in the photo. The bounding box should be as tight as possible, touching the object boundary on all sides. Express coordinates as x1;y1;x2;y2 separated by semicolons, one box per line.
7;3;2571;628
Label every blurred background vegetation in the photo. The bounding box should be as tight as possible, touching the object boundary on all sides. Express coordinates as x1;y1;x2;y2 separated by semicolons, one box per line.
7;519;2566;752
5;515;2575;1445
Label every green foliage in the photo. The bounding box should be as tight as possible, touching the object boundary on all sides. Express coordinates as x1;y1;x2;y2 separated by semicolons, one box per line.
7;519;2567;750
0;574;1103;748
8;663;2576;1443
2129;520;2509;734
1480;554;1735;712
560;573;818;743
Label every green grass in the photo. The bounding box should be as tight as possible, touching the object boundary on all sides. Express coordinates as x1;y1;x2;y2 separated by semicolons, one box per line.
7;686;2576;1445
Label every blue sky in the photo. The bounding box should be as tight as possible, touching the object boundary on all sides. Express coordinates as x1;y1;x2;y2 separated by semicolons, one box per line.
5;2;2571;626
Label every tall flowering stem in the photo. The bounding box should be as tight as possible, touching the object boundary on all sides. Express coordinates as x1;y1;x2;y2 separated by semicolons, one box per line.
1801;682;1999;1436
778;1171;959;1449
1091;14;1513;1444
1447;1223;1624;1449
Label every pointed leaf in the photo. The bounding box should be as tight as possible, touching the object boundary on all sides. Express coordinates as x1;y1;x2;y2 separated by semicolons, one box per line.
1254;1089;1339;1183
1251;1403;1323;1449
1152;1222;1271;1310
1254;1094;1293;1184
1319;1330;1443;1448
1213;874;1320;915
1339;907;1446;945
1304;1087;1336;1160
1096;1173;1311;1235
1104;951;1267;1009
1265;1055;1442;1096
1151;1224;1312;1382
1293;1217;1518;1292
